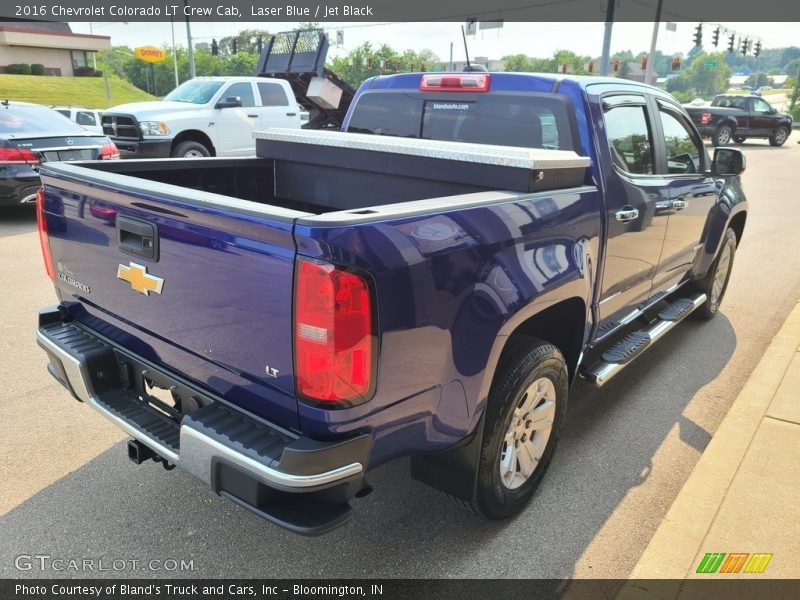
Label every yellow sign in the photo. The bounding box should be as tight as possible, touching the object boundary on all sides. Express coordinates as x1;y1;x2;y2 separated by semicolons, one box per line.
134;46;166;64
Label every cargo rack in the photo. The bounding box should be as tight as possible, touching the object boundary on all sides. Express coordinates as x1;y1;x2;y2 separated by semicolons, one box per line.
256;29;356;130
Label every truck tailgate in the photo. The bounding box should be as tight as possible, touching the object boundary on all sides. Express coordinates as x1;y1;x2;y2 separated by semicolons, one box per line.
39;164;302;431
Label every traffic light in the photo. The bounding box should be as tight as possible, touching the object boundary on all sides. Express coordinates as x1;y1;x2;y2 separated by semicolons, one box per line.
671;57;681;71
693;24;703;47
712;27;720;47
641;57;648;70
211;39;218;56
741;38;749;56
754;41;762;57
586;61;594;74
612;59;620;73
232;39;238;54
727;34;736;53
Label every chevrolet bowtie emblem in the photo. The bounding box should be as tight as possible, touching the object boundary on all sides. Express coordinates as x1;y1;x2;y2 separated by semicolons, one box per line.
117;262;164;296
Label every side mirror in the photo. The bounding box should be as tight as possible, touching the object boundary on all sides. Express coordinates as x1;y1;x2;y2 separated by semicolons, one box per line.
214;96;242;109
712;147;746;177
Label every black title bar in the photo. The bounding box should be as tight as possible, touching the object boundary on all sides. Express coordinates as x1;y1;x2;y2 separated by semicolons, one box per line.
2;0;800;22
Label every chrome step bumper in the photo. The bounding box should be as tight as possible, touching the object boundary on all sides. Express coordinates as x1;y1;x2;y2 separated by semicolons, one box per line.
36;307;371;535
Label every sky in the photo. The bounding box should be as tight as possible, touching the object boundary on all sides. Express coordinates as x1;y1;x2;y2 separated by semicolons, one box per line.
69;21;798;63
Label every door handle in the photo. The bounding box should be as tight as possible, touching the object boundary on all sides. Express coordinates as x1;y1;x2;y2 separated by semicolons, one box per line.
286;112;297;117
672;198;688;211
615;207;640;223
246;114;258;118
117;215;159;261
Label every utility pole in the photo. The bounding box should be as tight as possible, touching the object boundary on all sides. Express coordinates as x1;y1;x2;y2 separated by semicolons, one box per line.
184;0;196;79
599;0;616;76
449;42;454;71
644;0;664;85
170;17;179;88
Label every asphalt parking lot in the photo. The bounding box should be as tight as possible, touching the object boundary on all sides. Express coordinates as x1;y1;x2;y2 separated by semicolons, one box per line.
2;133;800;579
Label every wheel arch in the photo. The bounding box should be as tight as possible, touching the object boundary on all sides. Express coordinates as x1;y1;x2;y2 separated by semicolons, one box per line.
728;211;746;246
171;129;216;157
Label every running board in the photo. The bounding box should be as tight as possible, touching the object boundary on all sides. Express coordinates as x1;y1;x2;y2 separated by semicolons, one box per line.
582;294;707;387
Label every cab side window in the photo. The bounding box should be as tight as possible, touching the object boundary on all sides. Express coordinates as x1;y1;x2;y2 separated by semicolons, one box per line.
603;104;654;175
752;98;771;113
223;82;255;107
658;109;702;174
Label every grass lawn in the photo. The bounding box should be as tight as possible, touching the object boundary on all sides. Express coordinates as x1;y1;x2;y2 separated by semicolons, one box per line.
0;74;155;108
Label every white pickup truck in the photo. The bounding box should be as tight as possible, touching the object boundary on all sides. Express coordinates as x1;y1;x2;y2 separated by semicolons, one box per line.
101;76;302;158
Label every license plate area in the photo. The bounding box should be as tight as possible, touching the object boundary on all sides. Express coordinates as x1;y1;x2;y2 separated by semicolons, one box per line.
115;351;213;423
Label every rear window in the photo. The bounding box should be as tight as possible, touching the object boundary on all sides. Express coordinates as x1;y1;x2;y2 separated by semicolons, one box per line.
0;105;86;136
347;92;576;151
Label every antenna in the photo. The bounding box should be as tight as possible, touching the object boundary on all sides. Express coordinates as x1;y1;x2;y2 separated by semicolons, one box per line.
461;25;471;69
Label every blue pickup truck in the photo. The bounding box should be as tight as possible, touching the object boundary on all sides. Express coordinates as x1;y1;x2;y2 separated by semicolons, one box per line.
35;72;747;535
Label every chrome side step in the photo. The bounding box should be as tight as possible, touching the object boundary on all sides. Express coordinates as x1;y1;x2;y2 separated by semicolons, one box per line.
581;294;707;387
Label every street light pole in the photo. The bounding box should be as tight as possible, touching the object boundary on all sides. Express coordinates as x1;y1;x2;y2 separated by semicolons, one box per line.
599;0;616;76
184;0;196;79
644;0;664;85
170;17;180;87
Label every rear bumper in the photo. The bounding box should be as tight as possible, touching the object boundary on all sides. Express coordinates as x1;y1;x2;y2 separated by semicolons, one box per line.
113;138;172;159
36;306;371;535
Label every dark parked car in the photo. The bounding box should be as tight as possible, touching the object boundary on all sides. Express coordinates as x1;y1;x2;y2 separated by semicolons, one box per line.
684;94;792;147
1;101;119;208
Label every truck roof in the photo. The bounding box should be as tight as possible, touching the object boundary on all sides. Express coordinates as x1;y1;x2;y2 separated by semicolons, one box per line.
187;76;279;83
362;71;665;94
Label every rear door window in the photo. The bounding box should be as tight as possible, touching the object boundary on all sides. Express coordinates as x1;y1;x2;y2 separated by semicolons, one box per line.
257;82;289;107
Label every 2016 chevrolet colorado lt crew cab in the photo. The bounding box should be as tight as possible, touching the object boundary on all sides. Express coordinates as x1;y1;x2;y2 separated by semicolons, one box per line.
35;72;747;535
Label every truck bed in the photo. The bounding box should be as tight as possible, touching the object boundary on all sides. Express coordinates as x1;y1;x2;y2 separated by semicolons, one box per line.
61;129;590;217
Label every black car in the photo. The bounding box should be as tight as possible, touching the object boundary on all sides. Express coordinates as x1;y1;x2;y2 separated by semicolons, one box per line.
684;94;793;147
1;100;119;208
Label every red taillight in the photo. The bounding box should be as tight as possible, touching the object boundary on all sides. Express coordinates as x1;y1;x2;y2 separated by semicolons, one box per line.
99;142;120;160
420;73;491;92
294;259;373;404
0;145;39;165
36;188;55;282
700;112;711;125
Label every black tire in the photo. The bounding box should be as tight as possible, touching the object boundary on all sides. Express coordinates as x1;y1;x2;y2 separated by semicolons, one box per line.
712;124;733;147
172;140;211;158
474;340;568;519
691;228;737;320
769;126;789;147
733;136;746;144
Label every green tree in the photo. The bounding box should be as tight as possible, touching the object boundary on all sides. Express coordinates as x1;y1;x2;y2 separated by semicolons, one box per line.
667;51;731;98
328;42;439;88
745;72;773;88
502;53;535;72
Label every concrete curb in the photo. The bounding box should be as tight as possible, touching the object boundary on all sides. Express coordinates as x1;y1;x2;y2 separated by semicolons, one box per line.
617;301;800;595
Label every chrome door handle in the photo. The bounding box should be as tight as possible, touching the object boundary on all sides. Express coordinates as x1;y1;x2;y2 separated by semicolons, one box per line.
672;198;688;211
615;208;640;223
